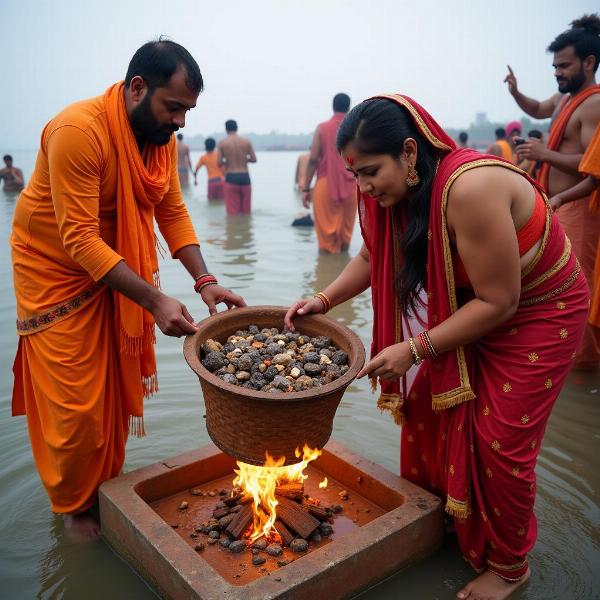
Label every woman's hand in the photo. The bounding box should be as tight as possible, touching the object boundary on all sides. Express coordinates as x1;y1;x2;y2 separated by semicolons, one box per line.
200;284;246;316
357;342;414;380
284;297;325;331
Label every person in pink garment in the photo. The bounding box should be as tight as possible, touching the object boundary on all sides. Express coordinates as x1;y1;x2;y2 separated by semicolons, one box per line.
217;119;257;216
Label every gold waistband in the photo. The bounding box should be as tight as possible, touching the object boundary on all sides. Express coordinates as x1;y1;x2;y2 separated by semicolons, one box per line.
16;282;106;335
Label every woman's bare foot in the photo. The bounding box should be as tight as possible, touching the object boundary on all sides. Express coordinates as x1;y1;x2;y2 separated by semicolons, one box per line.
456;567;530;600
63;511;101;542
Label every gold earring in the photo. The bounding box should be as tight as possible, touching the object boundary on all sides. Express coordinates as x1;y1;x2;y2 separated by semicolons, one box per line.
406;165;420;187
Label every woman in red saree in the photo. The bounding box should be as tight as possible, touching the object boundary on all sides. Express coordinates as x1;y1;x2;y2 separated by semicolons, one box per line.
285;95;589;600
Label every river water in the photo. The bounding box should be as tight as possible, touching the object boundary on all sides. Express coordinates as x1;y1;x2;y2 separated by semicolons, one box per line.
0;150;598;599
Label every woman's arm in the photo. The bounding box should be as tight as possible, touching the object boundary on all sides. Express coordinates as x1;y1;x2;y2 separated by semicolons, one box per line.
284;243;370;330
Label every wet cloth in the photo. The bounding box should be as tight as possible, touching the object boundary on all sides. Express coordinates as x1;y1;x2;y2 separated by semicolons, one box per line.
359;93;588;582
313;113;357;253
539;85;600;368
207;177;224;200
10;81;198;512
578;121;600;329
224;172;251;215
312;177;357;253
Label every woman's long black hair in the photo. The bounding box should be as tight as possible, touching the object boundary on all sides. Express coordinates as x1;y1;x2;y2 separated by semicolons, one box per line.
336;98;442;318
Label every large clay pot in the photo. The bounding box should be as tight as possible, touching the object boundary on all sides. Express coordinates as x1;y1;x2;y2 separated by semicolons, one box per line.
184;305;365;465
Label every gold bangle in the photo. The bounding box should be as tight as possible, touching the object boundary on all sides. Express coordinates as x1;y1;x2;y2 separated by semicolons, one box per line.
407;337;423;366
314;291;332;313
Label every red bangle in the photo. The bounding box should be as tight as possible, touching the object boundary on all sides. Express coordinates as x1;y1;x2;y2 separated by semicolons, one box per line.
194;275;218;293
196;280;218;294
417;330;438;359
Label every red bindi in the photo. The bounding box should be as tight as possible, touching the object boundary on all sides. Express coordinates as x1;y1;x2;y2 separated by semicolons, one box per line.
347;156;354;165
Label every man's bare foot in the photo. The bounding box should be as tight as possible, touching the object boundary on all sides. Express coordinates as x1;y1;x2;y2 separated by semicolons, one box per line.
63;511;100;542
456;567;530;600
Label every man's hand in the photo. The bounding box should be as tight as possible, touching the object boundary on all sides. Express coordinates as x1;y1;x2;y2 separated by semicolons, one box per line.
504;65;518;96
516;138;547;161
356;342;414;381
302;190;312;209
549;194;565;211
150;294;198;337
200;284;246;316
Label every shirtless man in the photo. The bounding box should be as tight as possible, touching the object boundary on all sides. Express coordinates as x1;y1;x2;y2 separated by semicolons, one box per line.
506;14;600;370
0;155;25;192
176;133;193;186
217;120;256;215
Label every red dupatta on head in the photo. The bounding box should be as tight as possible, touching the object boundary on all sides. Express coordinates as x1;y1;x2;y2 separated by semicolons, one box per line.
358;94;456;424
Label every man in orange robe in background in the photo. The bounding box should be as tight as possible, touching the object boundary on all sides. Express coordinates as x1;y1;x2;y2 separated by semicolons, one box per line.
302;93;357;254
549;121;600;360
508;15;600;370
10;40;246;540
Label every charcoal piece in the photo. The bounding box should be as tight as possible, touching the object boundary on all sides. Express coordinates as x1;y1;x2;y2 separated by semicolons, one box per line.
202;351;227;372
302;351;319;364
290;539;308;553
208;530;220;540
213;506;229;519
312;336;331;349
229;540;246;553
304;363;322;377
252;555;266;566
332;350;349;365
218;514;235;530
264;365;279;382
219;538;231;548
319;523;333;537
266;543;283;556
252;538;268;550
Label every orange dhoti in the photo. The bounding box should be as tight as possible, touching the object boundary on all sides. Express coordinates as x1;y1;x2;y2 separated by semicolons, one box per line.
312;177;357;254
12;288;129;513
556;198;600;368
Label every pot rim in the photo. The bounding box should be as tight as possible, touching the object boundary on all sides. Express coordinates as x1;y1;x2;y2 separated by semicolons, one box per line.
183;305;365;402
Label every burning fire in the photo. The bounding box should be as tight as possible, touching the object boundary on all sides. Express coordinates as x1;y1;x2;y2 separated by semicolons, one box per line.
233;445;322;543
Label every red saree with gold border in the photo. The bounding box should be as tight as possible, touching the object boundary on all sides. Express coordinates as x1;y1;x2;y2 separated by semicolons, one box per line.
360;94;589;582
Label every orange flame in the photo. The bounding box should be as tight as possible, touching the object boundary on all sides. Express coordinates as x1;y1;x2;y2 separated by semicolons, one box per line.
233;445;322;543
319;477;328;489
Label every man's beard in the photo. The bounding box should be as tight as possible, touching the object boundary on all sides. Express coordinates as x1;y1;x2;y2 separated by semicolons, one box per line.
130;93;177;146
557;67;586;94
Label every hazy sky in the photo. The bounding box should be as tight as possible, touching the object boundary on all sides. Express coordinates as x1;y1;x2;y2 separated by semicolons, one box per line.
0;0;598;149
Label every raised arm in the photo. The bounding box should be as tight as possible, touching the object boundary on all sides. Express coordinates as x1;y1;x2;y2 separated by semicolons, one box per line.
504;65;560;119
284;243;370;330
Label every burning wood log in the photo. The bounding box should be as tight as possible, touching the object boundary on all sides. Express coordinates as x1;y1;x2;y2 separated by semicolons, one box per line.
302;501;330;521
275;482;304;501
226;504;253;539
274;519;295;546
275;497;320;539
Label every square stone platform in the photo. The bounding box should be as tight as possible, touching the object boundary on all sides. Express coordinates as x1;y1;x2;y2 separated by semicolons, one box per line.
99;440;443;599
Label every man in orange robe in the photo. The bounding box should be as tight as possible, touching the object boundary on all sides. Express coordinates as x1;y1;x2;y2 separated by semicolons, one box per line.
10;40;246;539
302;93;357;254
550;121;600;355
508;15;600;370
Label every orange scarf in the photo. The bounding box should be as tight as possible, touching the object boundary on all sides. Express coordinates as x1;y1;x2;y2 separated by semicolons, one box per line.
104;81;173;413
538;85;600;208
